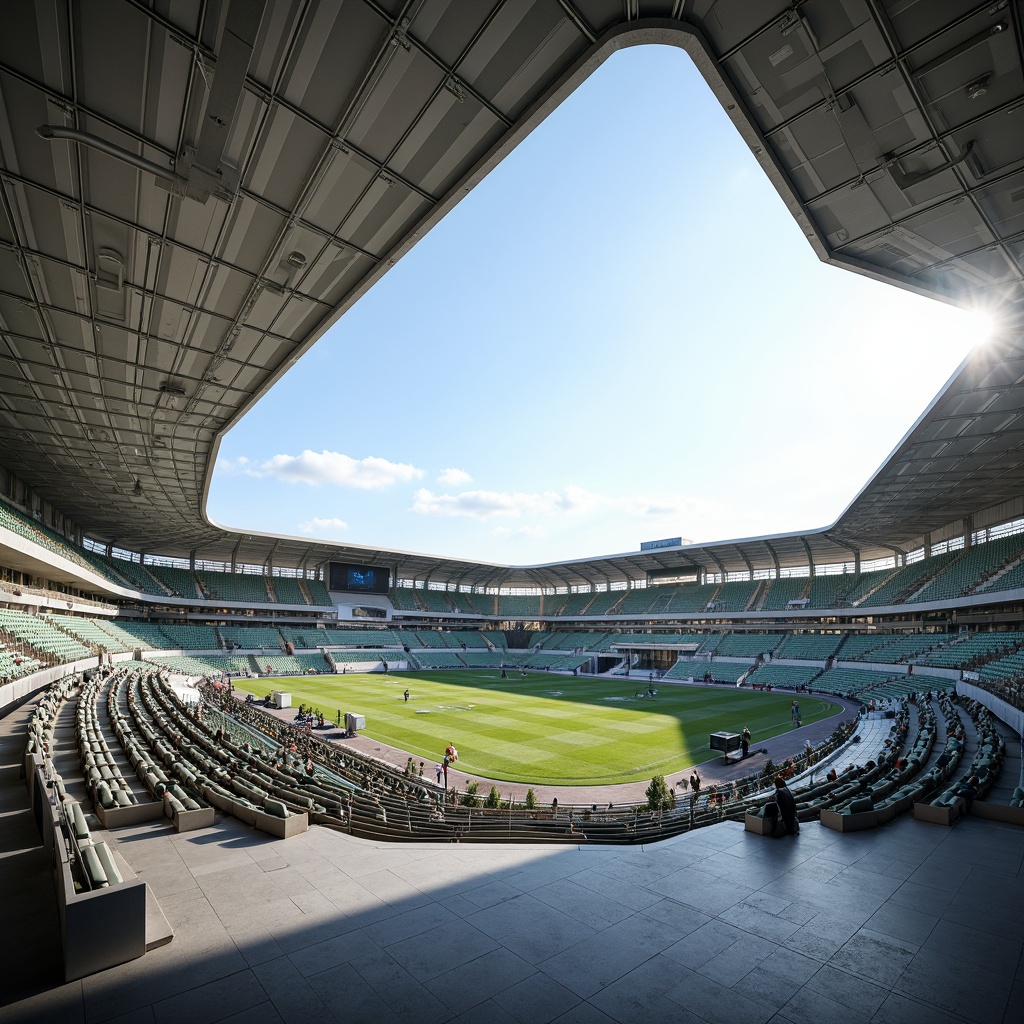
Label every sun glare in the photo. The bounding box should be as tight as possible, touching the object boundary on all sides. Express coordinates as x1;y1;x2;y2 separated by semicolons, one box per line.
963;307;999;350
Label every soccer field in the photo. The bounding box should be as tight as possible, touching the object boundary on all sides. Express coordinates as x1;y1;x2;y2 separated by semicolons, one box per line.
245;671;843;785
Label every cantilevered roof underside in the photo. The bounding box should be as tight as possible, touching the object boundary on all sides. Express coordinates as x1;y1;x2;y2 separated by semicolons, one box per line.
2;0;1024;593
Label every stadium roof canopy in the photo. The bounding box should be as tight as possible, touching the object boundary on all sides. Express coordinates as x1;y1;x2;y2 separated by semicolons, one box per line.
2;0;1024;593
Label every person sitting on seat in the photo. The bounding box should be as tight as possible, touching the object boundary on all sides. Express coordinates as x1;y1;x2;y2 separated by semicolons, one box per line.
956;774;980;811
774;776;799;835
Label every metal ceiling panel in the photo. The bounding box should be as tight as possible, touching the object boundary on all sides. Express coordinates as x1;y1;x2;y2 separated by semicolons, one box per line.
2;0;1024;595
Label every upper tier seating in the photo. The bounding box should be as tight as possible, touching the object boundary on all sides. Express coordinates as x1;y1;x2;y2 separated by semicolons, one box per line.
806;572;862;609
909;533;1024;604
615;589;658;615
759;577;807;611
102;558;170;595
419;589;456;613
581;591;623;615
456;593;493;615
0;497;109;579
268;577;306;605
663;584;723;613
840;567;900;606
855;552;959;607
305;579;332;604
981;556;1024;595
710;580;758;611
145;566;203;599
195;571;271;604
496;595;542;618
389;588;421;611
556;593;597;616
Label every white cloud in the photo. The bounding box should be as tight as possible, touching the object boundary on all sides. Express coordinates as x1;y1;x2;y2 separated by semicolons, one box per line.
411;485;688;523
226;449;424;489
298;516;348;535
216;456;249;475
437;467;472;485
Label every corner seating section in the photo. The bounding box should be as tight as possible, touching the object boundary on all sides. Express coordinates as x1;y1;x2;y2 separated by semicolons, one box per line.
24;674;172;981
127;674;301;839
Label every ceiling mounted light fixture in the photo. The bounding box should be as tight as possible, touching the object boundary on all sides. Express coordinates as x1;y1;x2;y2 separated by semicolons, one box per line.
965;76;990;100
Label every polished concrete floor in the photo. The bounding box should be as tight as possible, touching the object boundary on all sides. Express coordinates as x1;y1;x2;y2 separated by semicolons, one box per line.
2;696;1023;1024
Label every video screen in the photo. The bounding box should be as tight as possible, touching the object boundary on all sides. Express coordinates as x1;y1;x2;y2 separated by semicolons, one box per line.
328;562;390;594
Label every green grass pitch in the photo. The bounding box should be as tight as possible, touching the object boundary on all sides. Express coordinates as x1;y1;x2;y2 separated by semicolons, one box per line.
247;671;844;786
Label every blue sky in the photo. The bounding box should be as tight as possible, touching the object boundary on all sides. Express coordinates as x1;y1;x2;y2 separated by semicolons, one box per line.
209;44;987;567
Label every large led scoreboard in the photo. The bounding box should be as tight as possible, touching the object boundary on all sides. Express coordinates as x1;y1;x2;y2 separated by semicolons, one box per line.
327;562;390;595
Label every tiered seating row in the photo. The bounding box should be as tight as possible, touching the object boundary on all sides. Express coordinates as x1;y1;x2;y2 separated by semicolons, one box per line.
747;663;821;688
759;577;806;611
919;697;1005;823
773;634;842;660
129;674;301;837
195;570;270;604
911;533;1024;603
0;607;93;663
75;673;140;816
920;632;1024;669
715;634;780;658
856;552;959;607
49;615;133;653
0;641;42;680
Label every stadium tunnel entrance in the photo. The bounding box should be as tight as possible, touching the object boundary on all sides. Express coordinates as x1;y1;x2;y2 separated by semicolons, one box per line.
612;642;700;675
